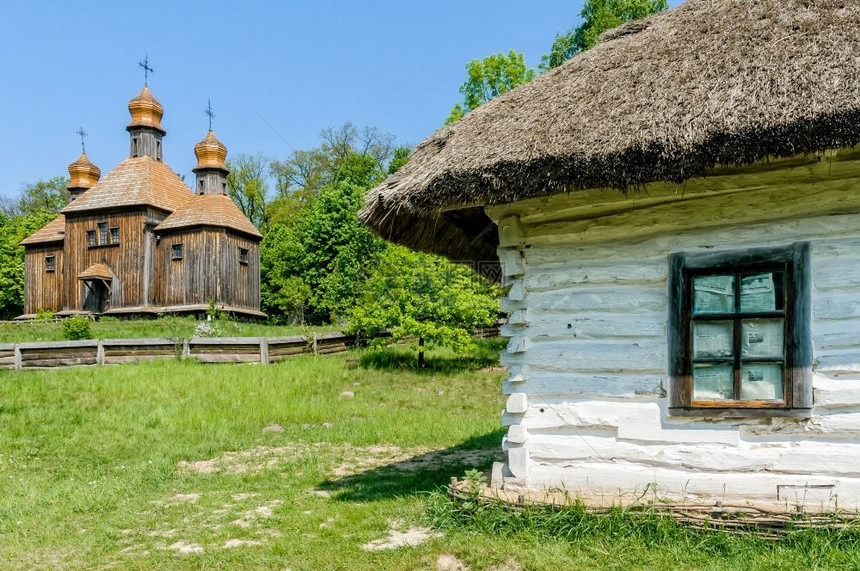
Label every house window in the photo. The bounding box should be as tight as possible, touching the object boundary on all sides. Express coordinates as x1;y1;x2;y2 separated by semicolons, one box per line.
87;230;96;247
98;222;109;244
239;247;249;265
172;243;183;260
110;227;120;244
668;243;811;417
45;255;55;272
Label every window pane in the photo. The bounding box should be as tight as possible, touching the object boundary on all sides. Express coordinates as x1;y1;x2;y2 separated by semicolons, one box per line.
741;319;784;359
693;321;733;359
693;364;734;400
740;271;784;313
693;275;735;314
740;363;784;400
110;228;119;244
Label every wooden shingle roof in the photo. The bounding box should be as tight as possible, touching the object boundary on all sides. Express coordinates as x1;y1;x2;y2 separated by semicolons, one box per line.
62;156;193;214
155;194;263;239
77;263;113;281
20;215;65;246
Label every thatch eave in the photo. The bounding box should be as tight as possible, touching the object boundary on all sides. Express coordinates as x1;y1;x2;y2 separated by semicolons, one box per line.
360;0;860;266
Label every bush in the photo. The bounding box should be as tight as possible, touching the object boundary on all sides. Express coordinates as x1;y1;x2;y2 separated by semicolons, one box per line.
35;308;55;322
62;315;93;340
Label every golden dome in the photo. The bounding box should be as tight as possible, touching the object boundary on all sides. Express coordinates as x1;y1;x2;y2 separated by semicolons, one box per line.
68;153;101;190
127;86;165;132
193;130;228;171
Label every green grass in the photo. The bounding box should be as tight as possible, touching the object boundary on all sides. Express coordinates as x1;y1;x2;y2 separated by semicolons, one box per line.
0;317;341;343
2;340;860;569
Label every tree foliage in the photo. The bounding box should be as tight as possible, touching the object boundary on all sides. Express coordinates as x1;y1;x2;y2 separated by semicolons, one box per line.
446;50;536;124
541;0;668;70
0;176;70;217
349;245;501;365
261;153;387;323
226;154;272;232
0;211;56;319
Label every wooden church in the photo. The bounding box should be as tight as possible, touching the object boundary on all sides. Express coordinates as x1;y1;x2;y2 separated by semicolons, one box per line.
19;84;265;320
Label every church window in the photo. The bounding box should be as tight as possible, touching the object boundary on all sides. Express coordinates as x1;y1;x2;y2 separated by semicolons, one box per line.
198;179;205;194
45;255;55;272
110;227;120;244
132;137;139;157
87;230;96;247
239;247;249;265
156;140;162;161
172;243;183;260
98;223;109;244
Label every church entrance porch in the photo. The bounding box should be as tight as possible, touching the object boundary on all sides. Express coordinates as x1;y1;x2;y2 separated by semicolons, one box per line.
77;263;114;315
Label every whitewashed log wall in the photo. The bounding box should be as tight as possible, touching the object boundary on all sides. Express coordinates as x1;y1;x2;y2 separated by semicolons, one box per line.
486;152;860;511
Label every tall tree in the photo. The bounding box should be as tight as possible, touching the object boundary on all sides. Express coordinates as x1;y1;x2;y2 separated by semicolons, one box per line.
446;50;536;125
541;0;668;70
0;211;56;319
268;122;396;225
1;176;70;217
226;154;272;231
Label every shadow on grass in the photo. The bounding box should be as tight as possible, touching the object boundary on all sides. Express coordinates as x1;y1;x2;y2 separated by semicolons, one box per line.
357;338;507;375
318;428;506;502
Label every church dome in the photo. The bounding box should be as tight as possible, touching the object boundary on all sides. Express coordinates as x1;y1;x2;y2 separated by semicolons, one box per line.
68;153;101;190
127;86;165;133
193;130;228;171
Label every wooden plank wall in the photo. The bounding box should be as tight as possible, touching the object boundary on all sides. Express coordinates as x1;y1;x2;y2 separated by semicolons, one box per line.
154;228;261;313
23;244;64;315
485;154;860;511
63;209;150;311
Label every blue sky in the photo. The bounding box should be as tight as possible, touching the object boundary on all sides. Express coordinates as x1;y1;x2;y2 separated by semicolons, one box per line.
0;1;682;198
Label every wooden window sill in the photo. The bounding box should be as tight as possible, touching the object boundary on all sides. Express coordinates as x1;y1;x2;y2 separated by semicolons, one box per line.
669;407;811;418
88;243;119;249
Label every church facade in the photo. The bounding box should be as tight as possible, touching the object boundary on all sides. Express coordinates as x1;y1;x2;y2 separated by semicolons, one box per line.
19;86;265;320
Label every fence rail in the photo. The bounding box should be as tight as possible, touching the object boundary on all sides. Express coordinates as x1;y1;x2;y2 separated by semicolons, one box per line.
0;323;502;371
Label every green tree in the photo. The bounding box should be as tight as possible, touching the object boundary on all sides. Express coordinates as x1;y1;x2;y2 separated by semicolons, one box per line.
261;153;387;323
268;123;396;226
0;211;55;319
387;146;411;175
446;50;536;125
349;245;501;368
1;176;70;217
541;0;668;70
226;154;272;231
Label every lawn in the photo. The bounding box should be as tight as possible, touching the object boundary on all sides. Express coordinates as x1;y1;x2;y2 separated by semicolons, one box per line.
2;340;860;570
0;317;341;344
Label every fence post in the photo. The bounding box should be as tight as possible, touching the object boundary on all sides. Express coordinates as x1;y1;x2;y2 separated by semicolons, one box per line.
182;339;190;360
312;333;318;356
260;338;269;365
13;344;21;371
97;341;105;366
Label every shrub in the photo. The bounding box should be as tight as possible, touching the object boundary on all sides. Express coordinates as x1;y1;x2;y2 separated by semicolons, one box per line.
62;315;93;340
35;308;55;322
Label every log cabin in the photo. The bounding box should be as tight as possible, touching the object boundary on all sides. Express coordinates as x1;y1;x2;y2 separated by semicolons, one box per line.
361;0;860;511
20;85;264;320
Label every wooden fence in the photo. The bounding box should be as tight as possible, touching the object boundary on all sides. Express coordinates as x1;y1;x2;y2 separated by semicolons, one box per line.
0;323;502;371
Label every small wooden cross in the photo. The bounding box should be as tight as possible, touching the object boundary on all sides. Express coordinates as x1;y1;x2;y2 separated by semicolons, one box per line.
76;126;88;153
138;55;154;85
205;99;215;131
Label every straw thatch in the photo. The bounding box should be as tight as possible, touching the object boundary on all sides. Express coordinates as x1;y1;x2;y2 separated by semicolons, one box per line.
361;0;860;264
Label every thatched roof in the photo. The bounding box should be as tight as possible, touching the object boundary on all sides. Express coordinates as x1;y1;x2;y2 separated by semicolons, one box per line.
361;0;860;264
